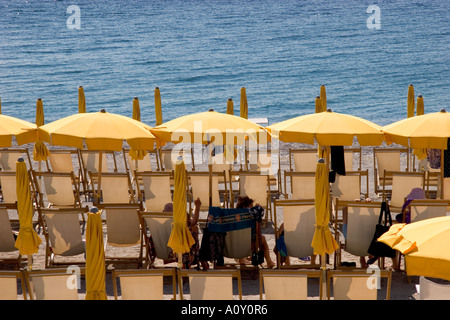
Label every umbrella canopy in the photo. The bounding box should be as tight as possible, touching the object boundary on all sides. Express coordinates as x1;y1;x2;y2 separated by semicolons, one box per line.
85;207;107;300
132;97;141;122
311;159;339;256
154;87;163;126
151;109;271;145
38;109;157;151
240;87;248;119
382;109;450;150
267;109;384;146
0;114;37;147
407;84;415;118
378;216;450;281
14;159;42;258
167;159;195;262
226;98;234;115
33;98;50;162
78;86;86;113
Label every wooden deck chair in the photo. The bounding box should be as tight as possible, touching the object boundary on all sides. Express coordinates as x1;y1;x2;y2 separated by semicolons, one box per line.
25;268;84;300
373;147;409;195
259;269;323;300
90;172;136;204
0;271;27;300
46;149;84;194
289;148;318;172
39;207;88;268
273;199;317;268
122;148;160;192
32;171;82;209
0;171;19;205
343;147;362;171
139;211;173;267
0;148;33;171
326;269;392;300
419;276;450;300
97;204;143;267
79;150;117;197
333;200;381;268
246;149;281;195
0;205;22;268
187;170;229;213
135;171;173;212
178;269;242;300
229;170;271;222
112;268;177;300
426;168;441;199
284;171;316;200
404;199;450;223
159;148;195;171
383;170;425;213
209;152;234;184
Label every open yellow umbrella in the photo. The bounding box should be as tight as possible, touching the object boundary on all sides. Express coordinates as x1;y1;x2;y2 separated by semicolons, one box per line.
240;87;248;119
132;96;141;122
407;84;415;118
78;86;86;113
33;98;50;162
226;98;234;115
167;158;195;267
14;158;42;268
378;216;450;281
85;207;107;300
155;87;163;126
0;114;37;147
267;109;385;147
320;85;327;112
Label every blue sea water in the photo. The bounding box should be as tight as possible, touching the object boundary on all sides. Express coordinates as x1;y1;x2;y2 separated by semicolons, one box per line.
0;0;448;127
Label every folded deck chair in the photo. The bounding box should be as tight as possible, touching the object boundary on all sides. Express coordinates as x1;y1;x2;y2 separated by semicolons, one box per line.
178;269;242;300
98;204;143;267
259;269;323;300
25;269;83;300
0;271;27;300
0;206;22;268
419;276;450;300
327;269;392;300
112;268;177;300
135;171;173;212
33;171;82;209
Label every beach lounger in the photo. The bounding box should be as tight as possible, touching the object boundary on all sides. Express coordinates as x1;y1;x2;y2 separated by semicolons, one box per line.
0;271;27;300
373;147;409;195
383;170;425;213
289;148;318;172
46;149;85;193
419;276;450;300
187;170;229;213
0;205;23;268
284;171;316;200
245;149;281;195
0;148;33;171
90;172;136;204
112;268;177;300
159;148;195;172
135;171;173;212
404;199;450;223
25;268;83;300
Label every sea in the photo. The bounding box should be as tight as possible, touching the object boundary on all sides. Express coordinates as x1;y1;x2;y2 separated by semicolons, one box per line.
0;0;448;127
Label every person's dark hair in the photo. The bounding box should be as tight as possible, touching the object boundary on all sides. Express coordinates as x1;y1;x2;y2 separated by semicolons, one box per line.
236;196;254;209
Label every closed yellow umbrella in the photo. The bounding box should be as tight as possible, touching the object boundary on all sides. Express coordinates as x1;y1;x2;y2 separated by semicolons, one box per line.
155;87;163;126
85;207;107;300
14;158;42;268
226;98;234;115
132;96;141;122
33;98;50;162
320;85;327;113
240;87;248;119
407;84;415;118
167;159;195;267
78;86;86;113
416;95;424;116
378;216;450;281
315;96;322;113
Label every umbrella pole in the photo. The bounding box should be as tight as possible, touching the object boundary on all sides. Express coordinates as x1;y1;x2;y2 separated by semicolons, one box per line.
97;151;103;203
27;254;33;270
320;254;326;300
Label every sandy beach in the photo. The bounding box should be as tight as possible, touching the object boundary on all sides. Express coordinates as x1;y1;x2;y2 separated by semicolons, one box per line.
1;140;422;300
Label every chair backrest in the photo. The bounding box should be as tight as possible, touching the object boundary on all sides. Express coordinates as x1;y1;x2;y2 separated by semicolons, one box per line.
188;171;226;210
178;269;242;300
419;276;450;300
80;150;111;173
231;171;270;210
273;199;316;259
140;211;173;260
112;268;177;300
0;207;18;253
385;171;425;208
289;149;318;172
136;172;173;211
286;171;316;200
223;228;252;259
34;171;80;208
99;204;141;247
0;271;27;300
259;269;323;300
25;269;81;300
47;150;79;173
96;172;135;204
406;200;450;223
343;147;362;171
327;269;392;300
374;148;408;192
123;149;156;173
246;149;278;175
0;172;18;204
160;149;194;171
331;170;369;201
40;208;87;257
0;149;32;171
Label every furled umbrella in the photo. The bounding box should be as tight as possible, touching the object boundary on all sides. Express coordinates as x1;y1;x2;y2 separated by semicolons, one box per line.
130;96;147;161
132;96;141;122
78;86;86;113
227;98;234;115
407;84;415;118
85;207;107;300
14;158;42;269
154;87;163;126
320;85;327;113
167;158;195;268
378;216;450;281
33;98;50;163
240;87;248;119
416;95;424;116
315;96;322;113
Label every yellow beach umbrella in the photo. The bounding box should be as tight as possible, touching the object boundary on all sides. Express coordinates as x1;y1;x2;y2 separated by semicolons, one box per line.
416;95;424;116
78;86;86;113
407;84;415;118
0;114;37;147
378;216;450;281
85;207;107;300
267;109;385;147
240;87;248;119
155;87;163;126
167;159;195;267
226;98;234;115
132;96;141;122
315;96;322;113
14;158;42;268
320;85;327;112
33;98;50;162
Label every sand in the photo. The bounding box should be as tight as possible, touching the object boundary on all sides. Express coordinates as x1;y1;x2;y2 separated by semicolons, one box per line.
1;141;422;300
